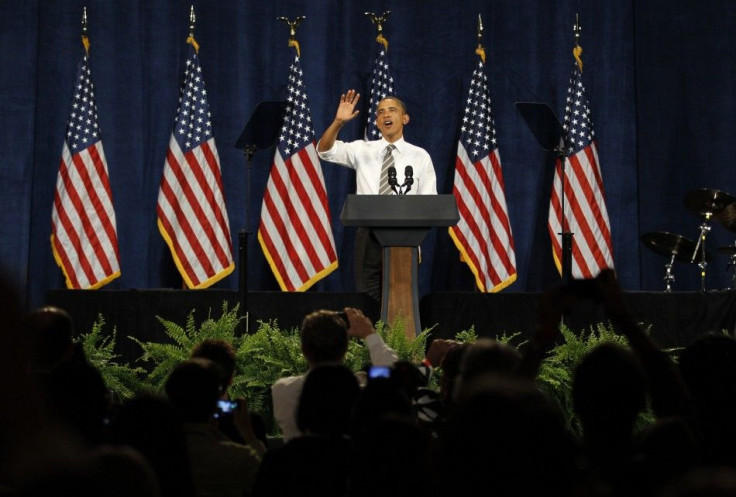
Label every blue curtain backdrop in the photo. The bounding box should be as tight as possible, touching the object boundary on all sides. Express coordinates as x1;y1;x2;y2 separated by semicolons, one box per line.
2;0;736;310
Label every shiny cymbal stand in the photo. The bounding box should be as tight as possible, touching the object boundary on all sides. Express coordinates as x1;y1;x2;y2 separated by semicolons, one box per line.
684;188;736;291
690;213;711;292
663;252;676;293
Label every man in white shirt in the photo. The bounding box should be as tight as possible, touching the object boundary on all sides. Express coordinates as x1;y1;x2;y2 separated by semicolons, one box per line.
317;90;437;299
271;307;397;443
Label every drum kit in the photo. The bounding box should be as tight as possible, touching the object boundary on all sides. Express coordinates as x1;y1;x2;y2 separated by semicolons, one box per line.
641;188;736;292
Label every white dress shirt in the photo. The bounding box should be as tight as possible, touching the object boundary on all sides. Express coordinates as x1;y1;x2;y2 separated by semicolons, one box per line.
317;137;437;195
271;333;398;442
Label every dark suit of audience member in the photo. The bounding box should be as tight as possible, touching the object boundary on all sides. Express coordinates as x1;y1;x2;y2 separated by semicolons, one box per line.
438;377;578;497
253;364;359;497
165;358;262;497
350;372;437;497
111;393;196;497
678;333;736;467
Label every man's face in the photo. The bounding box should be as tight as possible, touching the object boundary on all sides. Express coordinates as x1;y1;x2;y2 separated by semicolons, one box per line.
375;98;409;142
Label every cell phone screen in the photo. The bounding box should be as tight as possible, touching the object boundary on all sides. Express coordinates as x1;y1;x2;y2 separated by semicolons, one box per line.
368;366;391;379
217;399;237;413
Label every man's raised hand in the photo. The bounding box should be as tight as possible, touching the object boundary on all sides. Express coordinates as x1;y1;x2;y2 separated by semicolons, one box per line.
335;89;361;124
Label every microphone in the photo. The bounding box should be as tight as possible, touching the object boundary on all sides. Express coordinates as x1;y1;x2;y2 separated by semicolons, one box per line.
388;166;398;194
402;165;414;194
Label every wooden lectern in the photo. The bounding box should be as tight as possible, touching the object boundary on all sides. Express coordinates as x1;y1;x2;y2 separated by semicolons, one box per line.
340;194;459;338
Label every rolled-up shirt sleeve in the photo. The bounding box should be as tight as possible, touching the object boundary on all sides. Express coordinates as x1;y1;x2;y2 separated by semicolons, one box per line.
365;332;399;366
316;139;357;170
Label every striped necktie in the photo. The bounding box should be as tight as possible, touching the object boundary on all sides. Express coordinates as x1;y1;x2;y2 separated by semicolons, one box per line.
379;144;397;195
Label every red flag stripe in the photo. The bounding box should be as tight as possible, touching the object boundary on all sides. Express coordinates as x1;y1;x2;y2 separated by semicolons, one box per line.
58;149;115;278
451;143;516;290
452;153;498;284
159;150;216;285
68;150;116;274
52;188;96;287
261;180;311;289
180;143;233;268
268;153;324;275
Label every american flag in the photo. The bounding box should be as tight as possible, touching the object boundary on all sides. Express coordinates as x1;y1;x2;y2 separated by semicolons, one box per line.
157;40;234;288
548;60;614;278
365;49;396;140
51;46;121;289
257;52;338;291
449;59;516;292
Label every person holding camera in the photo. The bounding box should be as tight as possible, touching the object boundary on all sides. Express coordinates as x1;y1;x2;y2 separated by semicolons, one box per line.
271;308;397;442
165;358;264;497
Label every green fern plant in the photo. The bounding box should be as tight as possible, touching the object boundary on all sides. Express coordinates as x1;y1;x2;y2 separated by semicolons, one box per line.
536;321;655;437
75;315;147;401
130;301;244;391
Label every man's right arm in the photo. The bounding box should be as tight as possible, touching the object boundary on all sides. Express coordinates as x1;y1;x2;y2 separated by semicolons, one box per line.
316;89;361;152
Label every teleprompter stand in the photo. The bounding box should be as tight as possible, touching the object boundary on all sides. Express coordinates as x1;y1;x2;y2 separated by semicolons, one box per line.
234;101;286;332
515;102;574;284
340;194;459;338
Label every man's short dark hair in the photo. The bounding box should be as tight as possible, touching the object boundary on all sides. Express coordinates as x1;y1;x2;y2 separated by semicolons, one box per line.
378;96;407;114
300;310;349;365
191;338;236;389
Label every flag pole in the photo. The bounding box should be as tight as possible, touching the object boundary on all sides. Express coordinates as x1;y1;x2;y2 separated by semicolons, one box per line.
557;15;582;285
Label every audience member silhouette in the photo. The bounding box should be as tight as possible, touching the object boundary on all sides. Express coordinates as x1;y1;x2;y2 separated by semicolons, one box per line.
351;416;436;497
23;306;75;372
451;337;522;403
437;376;579;497
165;358;262;497
253;364;359;497
271;308;396;441
678;332;736;467
110;393;196;497
44;359;112;446
659;465;736;497
572;341;647;495
17;445;161;497
191;338;268;447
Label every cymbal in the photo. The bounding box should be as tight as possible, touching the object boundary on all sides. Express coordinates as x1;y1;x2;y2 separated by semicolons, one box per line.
641;231;712;263
715;202;736;232
683;188;736;218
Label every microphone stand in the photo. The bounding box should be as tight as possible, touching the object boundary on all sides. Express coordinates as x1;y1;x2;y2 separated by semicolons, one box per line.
554;141;574;285
238;144;256;333
234;101;287;333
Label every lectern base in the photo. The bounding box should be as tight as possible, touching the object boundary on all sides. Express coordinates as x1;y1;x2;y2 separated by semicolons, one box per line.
381;246;420;338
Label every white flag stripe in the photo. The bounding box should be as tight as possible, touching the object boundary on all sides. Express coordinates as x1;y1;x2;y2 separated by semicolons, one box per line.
455;147;496;279
52;52;120;289
168;137;232;257
157;177;210;285
58;153;117;278
259;189;305;289
455;143;514;282
269;156;319;275
286;150;335;266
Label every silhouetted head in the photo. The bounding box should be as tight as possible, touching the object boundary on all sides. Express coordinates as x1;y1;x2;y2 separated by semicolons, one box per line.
572;342;646;435
454;339;522;402
297;364;359;436
190;338;236;390
24;306;74;370
164;358;223;423
300;310;349;366
678;333;736;412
